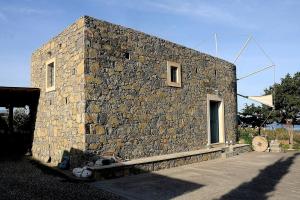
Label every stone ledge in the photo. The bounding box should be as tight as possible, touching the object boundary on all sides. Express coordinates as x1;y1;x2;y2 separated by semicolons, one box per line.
91;144;251;180
91;146;223;170
27;157;95;182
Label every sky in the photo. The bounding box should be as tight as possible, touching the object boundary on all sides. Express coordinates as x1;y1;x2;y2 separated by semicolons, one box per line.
0;0;299;111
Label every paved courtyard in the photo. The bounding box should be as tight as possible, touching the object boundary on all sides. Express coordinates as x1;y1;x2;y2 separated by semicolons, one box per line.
92;152;300;200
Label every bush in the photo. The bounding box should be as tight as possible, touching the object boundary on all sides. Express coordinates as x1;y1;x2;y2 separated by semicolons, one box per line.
262;128;300;150
13;107;31;132
294;131;300;143
238;128;257;145
261;128;289;141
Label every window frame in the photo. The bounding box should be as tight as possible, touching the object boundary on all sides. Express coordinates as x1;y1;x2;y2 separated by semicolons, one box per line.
45;58;56;92
166;61;181;87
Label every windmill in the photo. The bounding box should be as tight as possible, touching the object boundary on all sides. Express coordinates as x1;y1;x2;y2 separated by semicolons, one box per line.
209;34;277;152
233;35;275;109
200;33;275;111
232;35;278;152
232;35;276;132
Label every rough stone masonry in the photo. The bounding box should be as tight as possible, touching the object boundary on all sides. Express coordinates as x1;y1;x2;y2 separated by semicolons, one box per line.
31;16;237;165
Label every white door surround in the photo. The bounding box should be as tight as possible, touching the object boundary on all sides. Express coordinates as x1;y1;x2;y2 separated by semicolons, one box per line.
207;94;225;146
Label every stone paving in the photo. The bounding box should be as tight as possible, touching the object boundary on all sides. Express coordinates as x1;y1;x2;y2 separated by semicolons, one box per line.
92;152;300;200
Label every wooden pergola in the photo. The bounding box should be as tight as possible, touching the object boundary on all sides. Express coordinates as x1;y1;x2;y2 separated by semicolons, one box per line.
0;86;40;133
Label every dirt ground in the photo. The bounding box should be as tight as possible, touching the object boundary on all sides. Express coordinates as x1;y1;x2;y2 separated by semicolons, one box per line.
0;155;123;200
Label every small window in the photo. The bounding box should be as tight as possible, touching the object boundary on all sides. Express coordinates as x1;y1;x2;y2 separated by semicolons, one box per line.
46;58;56;92
124;52;130;60
170;66;178;82
167;61;181;87
47;63;54;87
111;61;116;68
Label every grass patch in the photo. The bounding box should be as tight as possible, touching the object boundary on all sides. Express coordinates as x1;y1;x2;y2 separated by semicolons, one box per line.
238;127;300;151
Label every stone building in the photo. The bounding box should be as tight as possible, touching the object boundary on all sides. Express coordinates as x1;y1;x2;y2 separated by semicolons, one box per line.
31;16;237;164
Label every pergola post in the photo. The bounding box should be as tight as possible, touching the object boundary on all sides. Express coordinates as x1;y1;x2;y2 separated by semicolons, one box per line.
8;105;13;134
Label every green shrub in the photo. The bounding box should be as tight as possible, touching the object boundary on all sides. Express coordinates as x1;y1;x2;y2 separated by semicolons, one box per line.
280;143;289;150
293;143;300;150
238;128;257;145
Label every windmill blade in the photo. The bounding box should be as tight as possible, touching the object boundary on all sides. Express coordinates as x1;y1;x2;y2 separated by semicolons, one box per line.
233;35;252;64
252;37;274;65
237;64;275;81
214;33;218;57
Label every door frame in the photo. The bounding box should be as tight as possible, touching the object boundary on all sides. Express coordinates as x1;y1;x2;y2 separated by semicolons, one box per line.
207;94;225;145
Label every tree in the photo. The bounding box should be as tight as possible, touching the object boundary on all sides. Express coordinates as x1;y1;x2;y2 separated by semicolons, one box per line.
238;103;268;128
240;72;300;125
265;72;300;123
13;107;31;131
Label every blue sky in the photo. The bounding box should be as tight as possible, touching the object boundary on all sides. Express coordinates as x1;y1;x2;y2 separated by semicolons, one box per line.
0;0;299;110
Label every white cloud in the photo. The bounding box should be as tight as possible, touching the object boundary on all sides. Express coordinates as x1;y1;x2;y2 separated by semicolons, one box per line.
1;7;48;15
143;0;254;29
0;6;63;19
94;0;255;29
10;7;46;15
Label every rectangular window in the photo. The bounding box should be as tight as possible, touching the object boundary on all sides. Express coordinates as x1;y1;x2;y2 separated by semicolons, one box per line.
124;52;130;60
167;61;181;87
46;58;56;92
170;66;177;82
47;62;54;87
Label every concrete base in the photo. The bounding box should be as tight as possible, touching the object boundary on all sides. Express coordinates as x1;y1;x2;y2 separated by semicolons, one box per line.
91;144;251;180
270;140;282;152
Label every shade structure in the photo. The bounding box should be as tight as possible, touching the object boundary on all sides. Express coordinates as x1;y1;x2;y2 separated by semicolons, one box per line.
248;94;273;108
0;86;40;107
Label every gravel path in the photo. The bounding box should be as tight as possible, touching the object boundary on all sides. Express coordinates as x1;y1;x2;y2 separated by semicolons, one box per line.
0;156;124;200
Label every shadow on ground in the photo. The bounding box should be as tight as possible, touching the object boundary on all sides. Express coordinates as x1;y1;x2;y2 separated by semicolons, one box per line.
93;172;204;200
218;153;300;200
0;146;204;200
0;157;123;200
62;148;204;200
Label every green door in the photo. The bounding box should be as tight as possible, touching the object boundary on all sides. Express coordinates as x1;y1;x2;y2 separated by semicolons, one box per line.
210;101;219;143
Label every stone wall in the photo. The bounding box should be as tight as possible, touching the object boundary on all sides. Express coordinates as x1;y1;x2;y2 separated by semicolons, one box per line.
31;15;237;164
31;18;86;163
83;16;237;160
